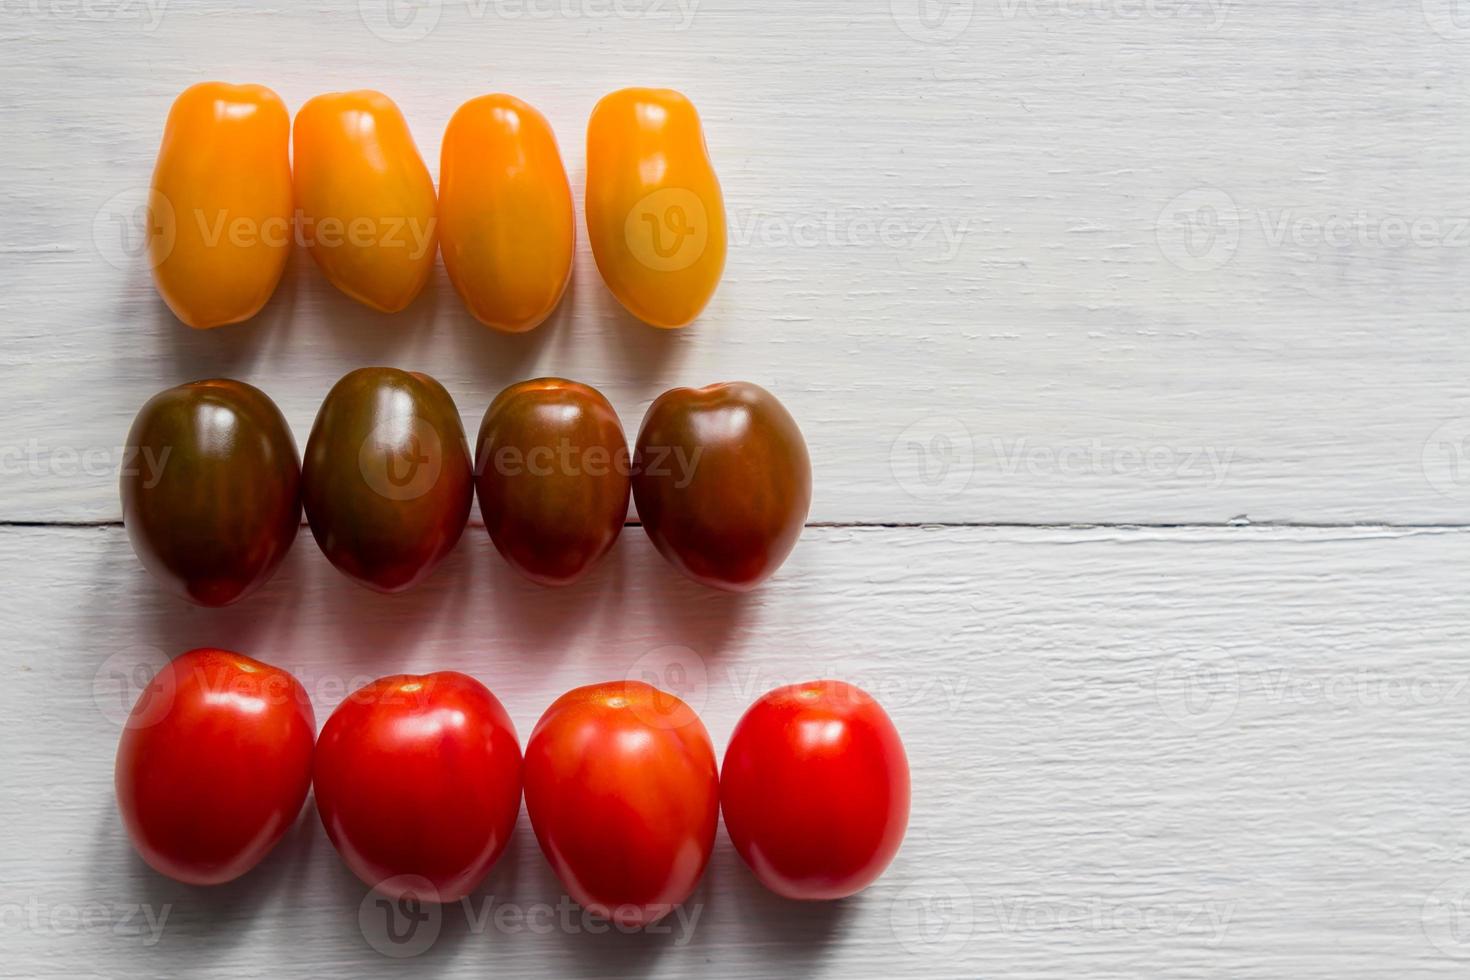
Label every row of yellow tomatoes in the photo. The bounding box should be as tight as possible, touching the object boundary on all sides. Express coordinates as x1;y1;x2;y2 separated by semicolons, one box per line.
148;83;726;331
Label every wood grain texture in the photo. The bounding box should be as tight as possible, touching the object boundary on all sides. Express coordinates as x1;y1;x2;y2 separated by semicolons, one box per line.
3;524;1470;978
3;3;1468;978
2;1;1470;523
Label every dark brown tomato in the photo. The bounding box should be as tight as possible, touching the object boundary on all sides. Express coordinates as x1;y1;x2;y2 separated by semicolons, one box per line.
121;379;300;606
303;368;473;593
632;382;811;591
475;379;630;586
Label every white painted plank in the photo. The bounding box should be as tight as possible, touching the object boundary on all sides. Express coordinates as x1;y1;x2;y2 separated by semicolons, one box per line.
3;2;1470;523
3;524;1470;977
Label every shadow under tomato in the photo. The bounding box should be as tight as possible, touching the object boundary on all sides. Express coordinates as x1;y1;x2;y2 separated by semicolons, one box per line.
155;244;302;383
295;530;480;671
301;248;436;368
92;787;319;954
598;299;693;388
446;268;564;389
118;532;314;674
315;800;529;967
465;525;629;661
621;534;759;658
712;827;851;966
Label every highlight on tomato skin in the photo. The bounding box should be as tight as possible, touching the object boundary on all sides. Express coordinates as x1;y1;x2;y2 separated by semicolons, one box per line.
292;90;438;314
632;381;811;591
114;648;316;886
121;378;301;607
148;82;293;329
522;680;719;927
720;680;910;901
312;671;523;903
585;87;727;329
440;94;575;333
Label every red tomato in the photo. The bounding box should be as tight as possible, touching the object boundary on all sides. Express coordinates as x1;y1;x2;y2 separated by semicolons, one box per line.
523;681;718;926
313;672;522;903
721;680;909;900
115;648;315;885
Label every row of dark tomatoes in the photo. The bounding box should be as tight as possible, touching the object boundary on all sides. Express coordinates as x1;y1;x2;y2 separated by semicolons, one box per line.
117;650;911;922
121;372;811;603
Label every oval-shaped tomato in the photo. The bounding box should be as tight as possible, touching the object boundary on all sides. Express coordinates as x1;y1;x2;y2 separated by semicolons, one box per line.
115;648;315;885
121;379;301;606
524;681;718;926
721;680;909;900
474;379;630;586
314;672;522;902
585;88;726;329
632;382;810;591
303;368;472;593
293;90;438;313
148;82;292;328
440;94;574;332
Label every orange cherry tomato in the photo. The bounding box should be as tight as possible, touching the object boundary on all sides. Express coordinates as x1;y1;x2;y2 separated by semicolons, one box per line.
440;95;574;332
585;88;726;329
293;90;438;313
148;82;292;329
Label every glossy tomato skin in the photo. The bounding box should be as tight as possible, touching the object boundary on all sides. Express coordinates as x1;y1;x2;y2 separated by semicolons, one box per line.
524;681;718;926
721;681;910;900
149;82;293;329
303;368;473;593
313;672;522;902
122;379;301;606
632;382;811;591
474;379;630;586
585;88;726;328
115;648;315;885
440;95;574;332
293;90;438;313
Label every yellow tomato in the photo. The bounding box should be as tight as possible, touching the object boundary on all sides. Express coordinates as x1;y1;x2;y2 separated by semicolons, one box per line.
148;82;292;329
585;88;726;329
293;91;437;313
439;95;574;333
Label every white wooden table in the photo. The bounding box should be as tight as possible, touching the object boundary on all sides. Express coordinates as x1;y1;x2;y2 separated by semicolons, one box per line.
3;2;1470;977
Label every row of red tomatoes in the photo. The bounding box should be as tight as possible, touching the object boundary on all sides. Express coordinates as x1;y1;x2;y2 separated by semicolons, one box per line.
122;373;811;604
117;649;911;922
150;83;724;331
